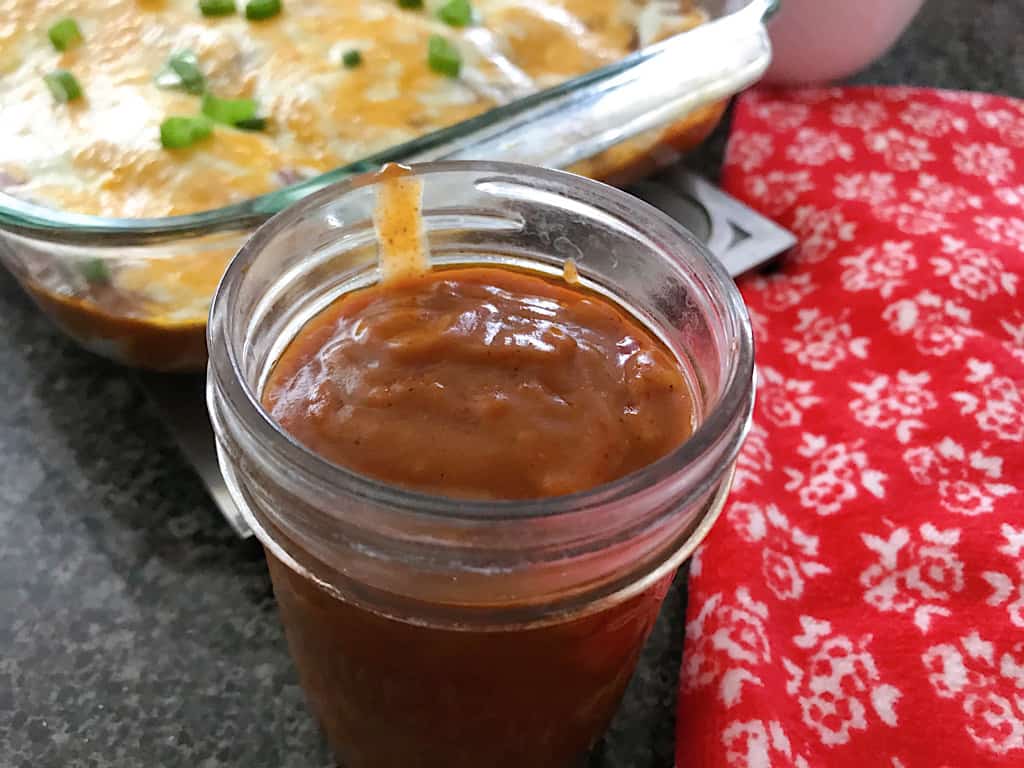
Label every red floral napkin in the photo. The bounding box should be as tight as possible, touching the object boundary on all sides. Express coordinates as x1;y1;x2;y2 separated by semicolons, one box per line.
676;87;1024;767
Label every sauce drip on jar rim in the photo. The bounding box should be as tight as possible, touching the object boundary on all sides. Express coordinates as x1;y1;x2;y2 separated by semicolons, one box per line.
373;163;430;283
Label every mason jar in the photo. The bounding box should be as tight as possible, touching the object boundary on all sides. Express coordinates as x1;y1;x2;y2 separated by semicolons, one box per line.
206;161;754;768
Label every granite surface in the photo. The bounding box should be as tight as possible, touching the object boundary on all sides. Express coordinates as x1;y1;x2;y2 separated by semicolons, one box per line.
1;1;1020;766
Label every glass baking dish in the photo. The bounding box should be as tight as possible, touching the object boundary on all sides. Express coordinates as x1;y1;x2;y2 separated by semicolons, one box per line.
0;0;774;371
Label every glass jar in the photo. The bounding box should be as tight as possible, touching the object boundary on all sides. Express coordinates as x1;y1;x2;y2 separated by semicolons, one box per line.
206;161;754;768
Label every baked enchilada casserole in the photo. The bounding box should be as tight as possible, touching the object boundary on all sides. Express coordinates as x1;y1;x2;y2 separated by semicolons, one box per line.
0;0;722;370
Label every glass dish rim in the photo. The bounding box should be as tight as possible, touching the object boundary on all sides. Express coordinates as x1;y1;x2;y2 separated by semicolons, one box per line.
0;0;778;240
208;159;756;522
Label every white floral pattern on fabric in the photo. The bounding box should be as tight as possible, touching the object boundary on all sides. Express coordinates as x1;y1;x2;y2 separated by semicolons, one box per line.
995;184;1024;207
786;127;855;166
999;313;1024;364
733;421;772;493
839;241;918;298
782;434;886;516
728;132;776;173
954;142;1016;184
934;90;996;108
902;437;1017;516
783;618;901;746
730;502;830;601
722;720;811;768
744;171;816;216
833;172;896;206
747;273;817;312
832;100;888;130
789;204;858;263
865;129;936;171
684;589;771;708
982;525;1024;630
882;291;979;356
756;366;820;428
899;102;969;136
679;87;1024;768
874;202;951;235
907;173;983;213
878;86;919;103
932;236;1018;300
977;109;1024;146
923;632;1024;755
748;100;810;130
951;359;1024;442
782;309;870;371
974;215;1024;251
860;523;964;632
848;370;937;443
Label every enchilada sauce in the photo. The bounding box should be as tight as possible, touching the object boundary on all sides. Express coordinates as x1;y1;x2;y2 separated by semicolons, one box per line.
259;166;696;766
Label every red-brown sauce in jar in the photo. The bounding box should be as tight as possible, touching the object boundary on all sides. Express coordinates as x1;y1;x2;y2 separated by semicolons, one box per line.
264;265;694;499
257;166;697;767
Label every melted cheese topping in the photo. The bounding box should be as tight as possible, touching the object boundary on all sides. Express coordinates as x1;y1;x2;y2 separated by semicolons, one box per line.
1;0;701;218
0;0;703;368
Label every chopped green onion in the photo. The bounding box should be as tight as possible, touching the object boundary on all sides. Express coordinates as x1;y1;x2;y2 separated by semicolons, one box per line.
245;0;281;20
427;35;461;77
341;49;362;68
201;93;258;125
437;0;472;27
397;0;423;8
234;116;267;131
199;0;236;16
155;50;206;95
160;115;213;149
44;70;82;103
80;259;110;285
48;18;83;51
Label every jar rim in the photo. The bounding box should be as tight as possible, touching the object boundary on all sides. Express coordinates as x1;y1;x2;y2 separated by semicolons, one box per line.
208;160;754;523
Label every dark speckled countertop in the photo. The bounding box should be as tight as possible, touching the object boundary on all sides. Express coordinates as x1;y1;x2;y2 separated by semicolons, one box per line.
1;2;1020;766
